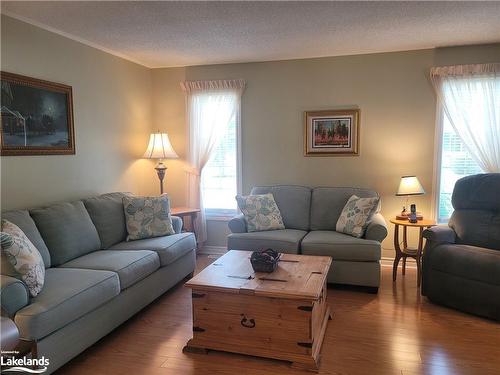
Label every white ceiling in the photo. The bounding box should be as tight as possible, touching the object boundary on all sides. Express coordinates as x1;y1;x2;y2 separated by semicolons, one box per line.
2;1;500;68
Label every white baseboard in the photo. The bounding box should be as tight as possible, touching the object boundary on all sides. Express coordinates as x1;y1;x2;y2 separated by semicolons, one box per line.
381;256;417;268
198;246;227;255
197;251;417;268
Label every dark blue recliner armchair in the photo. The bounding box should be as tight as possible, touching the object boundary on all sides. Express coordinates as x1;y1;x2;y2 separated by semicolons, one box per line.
421;173;500;320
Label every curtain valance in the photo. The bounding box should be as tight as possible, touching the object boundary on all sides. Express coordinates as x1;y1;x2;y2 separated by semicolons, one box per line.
180;79;246;93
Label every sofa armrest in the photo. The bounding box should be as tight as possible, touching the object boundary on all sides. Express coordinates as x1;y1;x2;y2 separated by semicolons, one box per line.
364;213;388;242
228;214;247;233
1;275;29;318
171;216;183;234
422;226;456;244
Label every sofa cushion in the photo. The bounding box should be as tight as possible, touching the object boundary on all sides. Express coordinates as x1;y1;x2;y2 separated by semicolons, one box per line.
15;268;119;340
250;186;311;231
59;250;160;290
449;210;500;251
452;173;500;211
301;231;381;261
428;244;500;286
30;201;101;266
310;187;379;231
108;232;196;266
1;210;51;267
227;229;308;254
83;192;129;249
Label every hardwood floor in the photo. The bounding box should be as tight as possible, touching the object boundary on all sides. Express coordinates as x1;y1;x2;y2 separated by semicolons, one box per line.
58;255;500;375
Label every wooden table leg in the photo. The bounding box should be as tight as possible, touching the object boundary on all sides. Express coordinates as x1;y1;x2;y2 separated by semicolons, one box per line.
393;224;401;282
402;226;408;276
189;213;196;238
416;227;424;288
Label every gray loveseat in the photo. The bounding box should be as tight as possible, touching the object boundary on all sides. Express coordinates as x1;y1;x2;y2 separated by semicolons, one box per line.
0;192;196;373
422;174;500;320
228;185;388;290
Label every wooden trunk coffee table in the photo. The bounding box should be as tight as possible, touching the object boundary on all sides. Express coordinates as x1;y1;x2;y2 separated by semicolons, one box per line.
184;250;332;371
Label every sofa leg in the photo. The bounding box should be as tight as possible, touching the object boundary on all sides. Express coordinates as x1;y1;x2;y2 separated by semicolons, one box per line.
367;287;379;294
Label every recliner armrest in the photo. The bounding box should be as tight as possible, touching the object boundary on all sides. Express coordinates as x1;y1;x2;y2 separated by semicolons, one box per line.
171;216;183;234
423;226;456;244
364;213;388;242
228;214;247;233
1;275;29;317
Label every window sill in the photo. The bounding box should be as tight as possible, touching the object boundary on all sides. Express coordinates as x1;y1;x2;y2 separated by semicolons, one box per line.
205;215;233;222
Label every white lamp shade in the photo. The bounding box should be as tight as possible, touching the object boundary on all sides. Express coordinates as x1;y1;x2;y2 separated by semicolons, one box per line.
396;176;425;196
143;133;178;159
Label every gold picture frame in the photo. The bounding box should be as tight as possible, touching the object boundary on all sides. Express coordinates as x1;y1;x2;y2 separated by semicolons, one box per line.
1;71;75;156
304;109;360;156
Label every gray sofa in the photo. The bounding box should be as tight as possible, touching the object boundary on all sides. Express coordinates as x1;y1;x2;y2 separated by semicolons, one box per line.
422;174;500;320
228;185;388;290
0;192;196;373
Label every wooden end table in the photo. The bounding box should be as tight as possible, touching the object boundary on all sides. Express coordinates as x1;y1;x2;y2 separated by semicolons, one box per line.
390;219;436;287
184;250;332;371
171;207;200;241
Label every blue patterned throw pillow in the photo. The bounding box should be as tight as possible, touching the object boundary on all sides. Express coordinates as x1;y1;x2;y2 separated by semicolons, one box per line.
123;195;175;241
236;193;285;232
336;195;380;238
1;219;45;297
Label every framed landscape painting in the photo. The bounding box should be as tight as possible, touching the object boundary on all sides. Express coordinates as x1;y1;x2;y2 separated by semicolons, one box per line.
304;109;360;156
1;72;75;156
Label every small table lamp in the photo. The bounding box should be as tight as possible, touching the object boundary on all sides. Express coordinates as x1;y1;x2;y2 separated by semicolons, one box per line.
396;176;425;220
143;132;178;194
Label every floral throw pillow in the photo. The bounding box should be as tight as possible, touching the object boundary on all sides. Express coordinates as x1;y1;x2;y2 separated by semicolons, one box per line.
1;219;45;297
336;195;380;238
123;194;175;241
236;193;285;233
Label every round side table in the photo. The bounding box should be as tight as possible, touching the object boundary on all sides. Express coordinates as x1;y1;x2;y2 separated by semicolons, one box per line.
390;219;436;287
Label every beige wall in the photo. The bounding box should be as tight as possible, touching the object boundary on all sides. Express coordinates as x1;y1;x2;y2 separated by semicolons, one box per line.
1;16;156;210
2;15;498;256
151;44;500;255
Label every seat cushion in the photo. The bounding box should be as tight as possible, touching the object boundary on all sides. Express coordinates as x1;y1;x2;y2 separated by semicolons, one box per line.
59;250;160;290
83;192;130;249
30;201;101;266
301;231;381;261
250;186;312;231
108;232;196;266
428;244;500;286
15;268;119;340
310;187;379;231
1;210;51;267
227;229;308;254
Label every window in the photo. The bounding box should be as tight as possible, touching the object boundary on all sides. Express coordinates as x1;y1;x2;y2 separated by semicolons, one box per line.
437;114;483;222
202;115;239;217
433;65;499;223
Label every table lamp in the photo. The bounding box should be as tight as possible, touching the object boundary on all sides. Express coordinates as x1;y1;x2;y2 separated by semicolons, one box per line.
395;176;425;220
143;132;178;194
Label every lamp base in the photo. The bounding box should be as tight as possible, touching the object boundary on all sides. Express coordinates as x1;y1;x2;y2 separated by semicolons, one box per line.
155;161;167;195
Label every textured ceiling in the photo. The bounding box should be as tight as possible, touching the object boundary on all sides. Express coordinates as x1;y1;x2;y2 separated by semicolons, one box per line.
2;1;500;68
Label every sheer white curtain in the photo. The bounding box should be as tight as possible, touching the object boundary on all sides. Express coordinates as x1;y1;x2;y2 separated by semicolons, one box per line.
430;63;500;172
181;79;245;243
